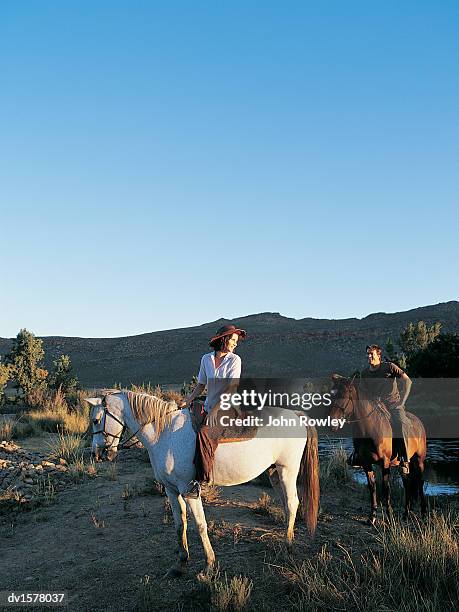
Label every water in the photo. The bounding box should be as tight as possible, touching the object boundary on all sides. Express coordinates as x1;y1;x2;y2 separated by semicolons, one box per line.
320;437;459;496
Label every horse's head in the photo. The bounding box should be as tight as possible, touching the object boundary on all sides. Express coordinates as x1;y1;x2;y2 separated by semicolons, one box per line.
329;373;357;429
85;394;125;462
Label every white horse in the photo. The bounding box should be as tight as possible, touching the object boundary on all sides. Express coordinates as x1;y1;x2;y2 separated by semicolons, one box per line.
85;391;319;576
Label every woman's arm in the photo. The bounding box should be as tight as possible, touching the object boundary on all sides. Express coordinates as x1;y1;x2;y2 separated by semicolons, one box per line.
179;383;206;408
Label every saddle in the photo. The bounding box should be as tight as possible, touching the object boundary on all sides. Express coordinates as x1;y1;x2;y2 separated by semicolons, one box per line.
188;399;258;443
188;399;258;483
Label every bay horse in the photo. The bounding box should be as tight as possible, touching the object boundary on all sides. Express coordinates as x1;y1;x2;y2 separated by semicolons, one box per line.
85;390;319;576
329;374;427;525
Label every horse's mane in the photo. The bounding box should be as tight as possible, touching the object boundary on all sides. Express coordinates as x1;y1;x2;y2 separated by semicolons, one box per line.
123;390;179;435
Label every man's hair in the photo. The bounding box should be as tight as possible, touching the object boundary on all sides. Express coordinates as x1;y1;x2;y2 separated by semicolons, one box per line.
366;344;382;355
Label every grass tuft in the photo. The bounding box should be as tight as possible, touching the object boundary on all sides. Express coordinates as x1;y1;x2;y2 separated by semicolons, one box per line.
47;430;85;463
252;492;285;524
320;447;351;488
197;565;253;611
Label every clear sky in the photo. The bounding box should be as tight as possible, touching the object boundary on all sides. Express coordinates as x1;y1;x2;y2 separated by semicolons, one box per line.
1;1;458;338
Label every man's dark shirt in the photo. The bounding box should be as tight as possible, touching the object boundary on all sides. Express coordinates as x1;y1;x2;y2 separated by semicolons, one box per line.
360;361;405;406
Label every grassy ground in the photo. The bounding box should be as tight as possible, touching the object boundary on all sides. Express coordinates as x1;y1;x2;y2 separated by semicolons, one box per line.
1;432;458;612
0;385;457;611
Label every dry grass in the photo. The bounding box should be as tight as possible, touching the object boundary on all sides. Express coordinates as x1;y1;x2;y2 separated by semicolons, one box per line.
91;513;105;529
121;484;133;500
129;383;183;404
320;447;352;488
139;477;165;496
36;475;56;505
201;484;222;503
252;492;285;524
276;511;459;611
7;388;90;440
197;565;253;611
105;463;118;481
0;417;15;441
47;431;85;463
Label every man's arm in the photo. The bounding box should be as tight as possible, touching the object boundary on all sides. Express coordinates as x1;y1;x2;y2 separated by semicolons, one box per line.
398;372;412;407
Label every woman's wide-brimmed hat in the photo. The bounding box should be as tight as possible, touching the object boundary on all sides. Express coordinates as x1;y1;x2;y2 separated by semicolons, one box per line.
210;324;247;344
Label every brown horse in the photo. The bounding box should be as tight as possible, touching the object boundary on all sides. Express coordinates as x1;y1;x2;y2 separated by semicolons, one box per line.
329;374;427;525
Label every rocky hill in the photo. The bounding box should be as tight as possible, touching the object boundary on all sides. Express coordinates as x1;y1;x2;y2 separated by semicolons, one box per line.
1;301;458;387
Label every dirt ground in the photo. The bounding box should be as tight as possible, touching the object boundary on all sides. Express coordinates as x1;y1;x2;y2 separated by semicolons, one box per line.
0;438;447;612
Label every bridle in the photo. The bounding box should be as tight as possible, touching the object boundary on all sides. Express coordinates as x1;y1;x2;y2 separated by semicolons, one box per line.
334;375;381;424
92;394;144;457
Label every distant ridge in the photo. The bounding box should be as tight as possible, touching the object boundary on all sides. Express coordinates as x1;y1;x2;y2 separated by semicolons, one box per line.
1;301;458;387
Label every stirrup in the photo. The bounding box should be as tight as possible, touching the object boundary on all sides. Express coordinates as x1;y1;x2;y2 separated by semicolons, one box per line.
399;460;410;477
183;480;201;499
347;451;361;468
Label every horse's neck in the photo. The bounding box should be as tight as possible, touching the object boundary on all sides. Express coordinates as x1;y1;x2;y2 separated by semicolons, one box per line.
120;394;149;435
351;386;376;435
119;395;190;447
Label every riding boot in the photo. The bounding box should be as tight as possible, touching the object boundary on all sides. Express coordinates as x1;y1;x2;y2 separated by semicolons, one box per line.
183;480;201;499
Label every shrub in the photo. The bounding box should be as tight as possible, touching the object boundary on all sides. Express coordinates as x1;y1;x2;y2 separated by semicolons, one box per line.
49;355;79;394
5;329;48;400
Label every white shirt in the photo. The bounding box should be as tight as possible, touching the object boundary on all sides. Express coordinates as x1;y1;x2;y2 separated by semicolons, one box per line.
197;352;242;413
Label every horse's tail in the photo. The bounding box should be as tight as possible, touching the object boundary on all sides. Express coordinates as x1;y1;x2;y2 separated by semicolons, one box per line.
299;425;320;535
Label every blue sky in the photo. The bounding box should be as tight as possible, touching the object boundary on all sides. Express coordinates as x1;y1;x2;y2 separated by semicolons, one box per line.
1;1;458;338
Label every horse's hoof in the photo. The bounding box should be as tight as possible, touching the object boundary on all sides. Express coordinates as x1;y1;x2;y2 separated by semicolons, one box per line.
165;566;184;579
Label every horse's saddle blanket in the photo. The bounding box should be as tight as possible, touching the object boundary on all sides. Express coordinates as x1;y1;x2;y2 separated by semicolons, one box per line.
188;400;258;443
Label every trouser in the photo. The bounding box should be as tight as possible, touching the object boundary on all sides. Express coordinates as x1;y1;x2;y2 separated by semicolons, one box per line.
388;403;408;459
194;424;219;482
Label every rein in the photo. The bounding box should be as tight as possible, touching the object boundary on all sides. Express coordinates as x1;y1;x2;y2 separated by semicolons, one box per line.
95;395;145;454
341;378;383;424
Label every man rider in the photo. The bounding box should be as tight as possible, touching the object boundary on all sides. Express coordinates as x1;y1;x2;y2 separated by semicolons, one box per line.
350;344;412;475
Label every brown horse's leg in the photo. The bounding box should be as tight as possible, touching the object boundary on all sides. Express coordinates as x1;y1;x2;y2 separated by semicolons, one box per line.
412;455;427;518
364;467;377;525
381;464;393;518
418;460;427;517
401;464;411;519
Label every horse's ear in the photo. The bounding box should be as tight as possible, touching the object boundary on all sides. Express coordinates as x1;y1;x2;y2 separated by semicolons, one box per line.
349;370;361;379
84;397;103;406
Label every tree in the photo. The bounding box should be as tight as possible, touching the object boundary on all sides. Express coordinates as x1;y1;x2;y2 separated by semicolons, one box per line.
49;354;79;394
385;337;396;361
0;358;12;405
5;329;48;399
399;320;442;363
408;334;459;377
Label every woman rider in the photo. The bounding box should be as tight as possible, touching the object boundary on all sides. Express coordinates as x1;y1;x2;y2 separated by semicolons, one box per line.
179;324;246;497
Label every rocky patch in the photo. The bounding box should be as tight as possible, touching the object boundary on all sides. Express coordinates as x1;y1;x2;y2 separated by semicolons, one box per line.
0;440;75;503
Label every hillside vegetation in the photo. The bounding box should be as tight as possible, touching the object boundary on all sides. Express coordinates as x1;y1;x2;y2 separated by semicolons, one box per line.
1;301;458;387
